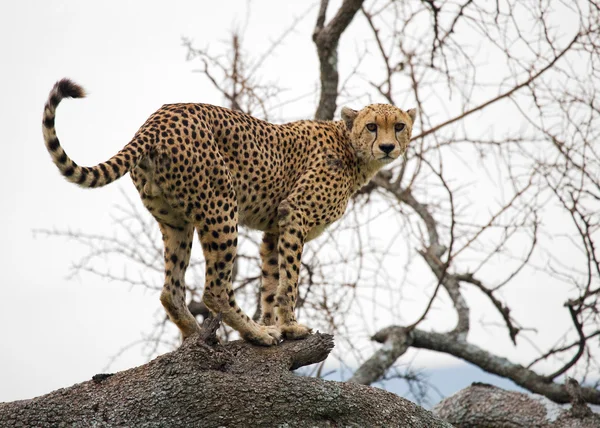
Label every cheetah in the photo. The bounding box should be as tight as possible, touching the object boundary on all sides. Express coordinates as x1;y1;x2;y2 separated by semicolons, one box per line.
42;79;416;346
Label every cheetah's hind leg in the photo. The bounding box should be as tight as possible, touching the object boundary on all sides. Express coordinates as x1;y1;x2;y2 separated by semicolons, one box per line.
158;222;202;340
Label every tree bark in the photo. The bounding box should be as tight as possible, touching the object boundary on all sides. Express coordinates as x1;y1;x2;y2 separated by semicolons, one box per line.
352;326;600;405
313;0;364;121
0;333;451;427
433;383;600;428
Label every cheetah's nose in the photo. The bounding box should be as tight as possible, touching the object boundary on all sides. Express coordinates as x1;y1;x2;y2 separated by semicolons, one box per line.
379;144;395;154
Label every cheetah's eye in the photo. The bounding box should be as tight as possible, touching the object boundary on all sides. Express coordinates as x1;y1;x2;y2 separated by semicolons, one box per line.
395;123;406;132
366;123;377;132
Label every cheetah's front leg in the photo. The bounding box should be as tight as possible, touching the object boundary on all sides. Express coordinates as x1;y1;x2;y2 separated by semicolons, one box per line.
198;208;281;346
258;232;279;326
273;200;313;340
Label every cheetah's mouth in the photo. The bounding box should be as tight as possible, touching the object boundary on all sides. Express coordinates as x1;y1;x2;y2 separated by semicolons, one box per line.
379;155;395;163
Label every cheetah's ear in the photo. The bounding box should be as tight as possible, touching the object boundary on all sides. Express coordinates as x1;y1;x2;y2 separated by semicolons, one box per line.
341;106;358;131
407;108;417;124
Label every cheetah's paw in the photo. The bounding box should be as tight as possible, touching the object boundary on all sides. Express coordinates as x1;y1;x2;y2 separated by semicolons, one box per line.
243;324;281;346
280;322;313;340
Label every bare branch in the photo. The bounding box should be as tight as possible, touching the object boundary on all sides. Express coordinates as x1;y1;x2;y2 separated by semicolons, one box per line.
412;31;581;141
373;327;600;404
313;0;365;120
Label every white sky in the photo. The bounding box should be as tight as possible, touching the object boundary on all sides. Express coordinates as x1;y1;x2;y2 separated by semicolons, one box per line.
0;0;593;403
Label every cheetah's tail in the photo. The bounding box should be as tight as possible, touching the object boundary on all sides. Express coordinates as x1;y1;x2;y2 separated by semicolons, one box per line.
42;79;143;188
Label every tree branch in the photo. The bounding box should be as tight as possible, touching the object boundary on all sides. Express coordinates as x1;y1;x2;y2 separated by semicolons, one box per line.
372;175;470;338
348;327;410;385
433;383;600;427
372;327;600;404
313;0;364;120
544;304;587;381
0;334;452;427
412;31;581;141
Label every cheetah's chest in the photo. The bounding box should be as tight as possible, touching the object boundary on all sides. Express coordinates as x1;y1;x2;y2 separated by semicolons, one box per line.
305;202;348;242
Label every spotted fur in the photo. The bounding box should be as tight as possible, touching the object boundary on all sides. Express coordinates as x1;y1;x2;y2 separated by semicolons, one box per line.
42;78;416;345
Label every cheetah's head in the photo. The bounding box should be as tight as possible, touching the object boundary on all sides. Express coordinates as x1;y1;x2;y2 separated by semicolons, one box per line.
341;104;416;165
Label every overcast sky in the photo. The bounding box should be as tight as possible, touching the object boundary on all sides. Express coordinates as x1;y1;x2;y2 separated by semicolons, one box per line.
0;0;590;404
